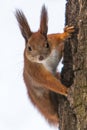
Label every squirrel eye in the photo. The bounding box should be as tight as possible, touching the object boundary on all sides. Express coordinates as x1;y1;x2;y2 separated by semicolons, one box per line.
45;42;49;48
28;46;32;51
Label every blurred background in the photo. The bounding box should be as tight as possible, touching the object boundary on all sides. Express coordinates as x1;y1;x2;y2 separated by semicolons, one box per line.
0;0;66;130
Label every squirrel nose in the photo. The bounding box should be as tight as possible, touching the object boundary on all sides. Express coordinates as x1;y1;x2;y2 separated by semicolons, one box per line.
39;55;44;61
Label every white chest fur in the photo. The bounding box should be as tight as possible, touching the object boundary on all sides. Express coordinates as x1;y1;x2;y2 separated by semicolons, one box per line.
43;49;61;75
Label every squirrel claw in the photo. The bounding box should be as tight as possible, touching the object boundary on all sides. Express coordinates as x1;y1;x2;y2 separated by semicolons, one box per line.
64;25;75;33
64;25;75;39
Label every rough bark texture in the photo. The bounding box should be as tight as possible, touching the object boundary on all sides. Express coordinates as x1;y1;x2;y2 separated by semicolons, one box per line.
58;0;87;130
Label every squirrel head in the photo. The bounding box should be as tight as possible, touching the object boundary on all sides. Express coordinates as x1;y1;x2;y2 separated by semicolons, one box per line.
16;5;51;63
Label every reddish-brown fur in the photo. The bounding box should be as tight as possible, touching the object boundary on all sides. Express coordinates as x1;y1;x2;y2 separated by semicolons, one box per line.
15;5;74;126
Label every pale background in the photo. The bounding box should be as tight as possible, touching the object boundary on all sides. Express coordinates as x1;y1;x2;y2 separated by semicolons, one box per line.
0;0;66;130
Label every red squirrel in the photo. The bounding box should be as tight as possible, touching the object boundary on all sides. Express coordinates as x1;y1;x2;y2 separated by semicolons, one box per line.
15;5;74;126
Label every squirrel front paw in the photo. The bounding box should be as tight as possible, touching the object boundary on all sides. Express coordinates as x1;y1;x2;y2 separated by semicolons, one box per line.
64;25;75;38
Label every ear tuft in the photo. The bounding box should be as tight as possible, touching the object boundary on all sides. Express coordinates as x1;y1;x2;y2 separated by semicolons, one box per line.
40;5;48;36
15;10;32;42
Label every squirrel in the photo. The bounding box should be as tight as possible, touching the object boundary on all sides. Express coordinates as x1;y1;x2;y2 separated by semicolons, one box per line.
15;5;74;126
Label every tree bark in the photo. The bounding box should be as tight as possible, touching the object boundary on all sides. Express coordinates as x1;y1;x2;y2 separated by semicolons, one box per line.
58;0;87;130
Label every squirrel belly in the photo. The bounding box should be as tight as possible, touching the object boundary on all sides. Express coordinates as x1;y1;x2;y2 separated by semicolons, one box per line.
23;61;59;126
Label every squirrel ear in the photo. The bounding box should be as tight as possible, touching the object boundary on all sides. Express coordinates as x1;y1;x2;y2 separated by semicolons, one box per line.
39;5;48;36
15;10;32;42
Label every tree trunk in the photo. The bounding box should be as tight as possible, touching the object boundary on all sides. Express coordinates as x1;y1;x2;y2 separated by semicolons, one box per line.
58;0;87;130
